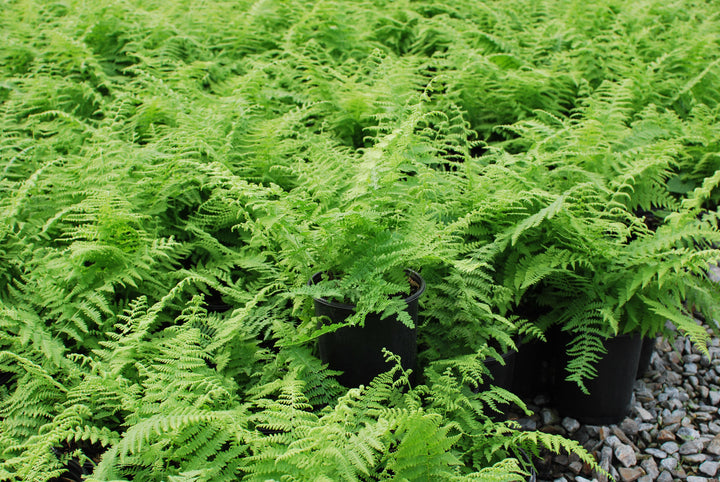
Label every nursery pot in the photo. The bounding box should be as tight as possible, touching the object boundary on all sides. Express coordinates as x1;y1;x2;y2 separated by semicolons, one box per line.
474;346;518;420
484;348;517;391
310;270;425;388
511;328;562;400
508;298;556;400
636;335;657;379
475;346;517;394
554;332;642;425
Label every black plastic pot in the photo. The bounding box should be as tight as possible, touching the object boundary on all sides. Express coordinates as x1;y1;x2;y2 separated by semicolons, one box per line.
511;329;562;400
475;347;517;394
474;347;518;420
554;332;642;425
486;349;517;390
636;335;656;379
507;298;556;400
310;270;425;388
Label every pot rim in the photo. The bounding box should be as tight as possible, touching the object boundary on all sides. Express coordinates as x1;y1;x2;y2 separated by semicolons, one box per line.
308;269;426;310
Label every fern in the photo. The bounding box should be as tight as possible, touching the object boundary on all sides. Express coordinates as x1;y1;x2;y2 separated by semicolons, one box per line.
2;0;720;479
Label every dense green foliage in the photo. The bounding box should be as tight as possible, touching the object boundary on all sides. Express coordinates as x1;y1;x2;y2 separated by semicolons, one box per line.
1;0;720;479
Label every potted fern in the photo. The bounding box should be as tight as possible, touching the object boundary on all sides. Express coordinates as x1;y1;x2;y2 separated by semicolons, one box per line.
298;200;446;387
501;186;720;423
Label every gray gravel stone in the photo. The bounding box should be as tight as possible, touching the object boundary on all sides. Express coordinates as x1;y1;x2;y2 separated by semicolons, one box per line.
708;391;720;405
612;427;638;449
635;405;654;422
683;453;707;463
604;435;622;449
660;441;679;454
641;457;659;479
677;426;701;440
698;403;718;413
568;460;583;475
618;466;644;482
679;439;704;455
561;417;580;433
541;407;560;425
518;417;537;431
686;477;708;482
656;470;673;482
637;422;654;433
614;444;637;468
635;384;655;403
707;434;720;455
621;418;640;437
699;460;720;477
599;445;612;479
663;409;686;425
699;385;710;399
645;447;667;459
685;354;702;363
659;457;678;471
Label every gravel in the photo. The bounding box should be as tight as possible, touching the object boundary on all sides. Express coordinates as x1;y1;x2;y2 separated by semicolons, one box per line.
518;322;720;482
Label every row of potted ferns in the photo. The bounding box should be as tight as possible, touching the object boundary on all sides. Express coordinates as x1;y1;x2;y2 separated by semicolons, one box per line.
309;268;658;426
